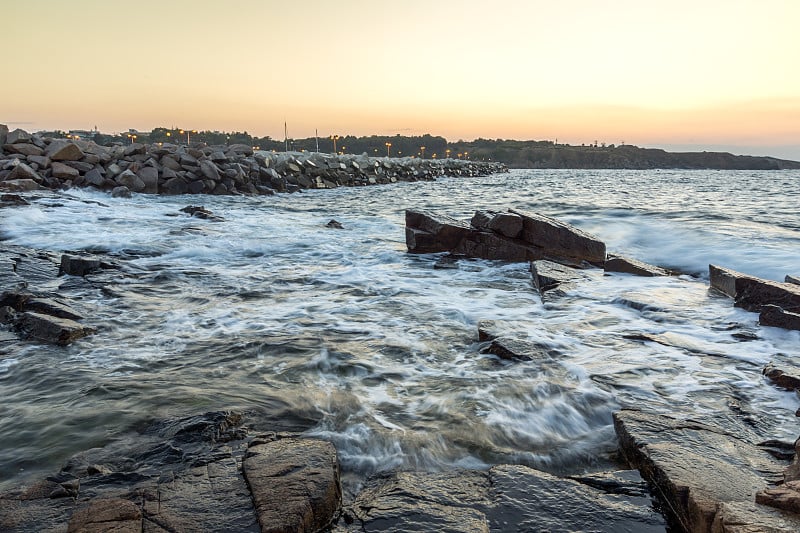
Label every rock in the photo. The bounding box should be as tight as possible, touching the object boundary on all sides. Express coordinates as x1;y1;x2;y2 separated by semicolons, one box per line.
199;160;221;181
433;254;461;270
787;275;800;286
763;364;800;391
480;337;550;361
179;205;224;222
0;193;29;207
756;481;800;516
709;264;800;313
46;140;84;161
16;311;95;345
50;161;80;179
760;304;800;331
4;143;44;156
454;230;541;262
477;320;500;341
510;208;606;264
326;219;344;229
111;186;131;198
60;254;101;276
605;254;669;277
162;177;189;195
23;297;83;320
471;210;523;238
242;438;341;533
136;166;158;194
0;179;42;192
6;128;31;144
405;210;472;254
530;260;588;295
0;123;7;145
84;168;106;188
614;409;793;532
6;161;42;182
115;169;145;192
67;498;141;533
345;466;665;532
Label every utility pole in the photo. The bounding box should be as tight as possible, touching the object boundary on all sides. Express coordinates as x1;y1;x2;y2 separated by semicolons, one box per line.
284;122;288;152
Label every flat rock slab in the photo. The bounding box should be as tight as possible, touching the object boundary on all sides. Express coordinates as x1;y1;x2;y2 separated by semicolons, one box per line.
760;304;800;331
709;264;800;313
530;259;593;296
480;337;552;361
763;364;800;391
16;311;95;345
605;254;670;277
405;210;472;254
67;498;141;533
243;438;341;533
342;466;665;532
613;409;797;532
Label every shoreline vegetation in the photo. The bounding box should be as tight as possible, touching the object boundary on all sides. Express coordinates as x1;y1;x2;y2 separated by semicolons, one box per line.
14;124;800;170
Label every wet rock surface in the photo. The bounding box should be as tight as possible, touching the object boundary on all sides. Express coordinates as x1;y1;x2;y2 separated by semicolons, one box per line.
605;254;670;277
338;466;665;532
614;409;800;532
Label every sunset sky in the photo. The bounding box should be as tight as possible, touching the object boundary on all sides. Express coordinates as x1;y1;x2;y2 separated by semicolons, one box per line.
3;0;799;159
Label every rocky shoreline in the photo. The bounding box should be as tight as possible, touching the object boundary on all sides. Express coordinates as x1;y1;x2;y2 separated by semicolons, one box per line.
0;125;507;196
2;189;800;529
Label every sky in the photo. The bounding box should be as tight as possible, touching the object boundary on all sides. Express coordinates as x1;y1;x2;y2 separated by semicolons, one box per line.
3;0;800;159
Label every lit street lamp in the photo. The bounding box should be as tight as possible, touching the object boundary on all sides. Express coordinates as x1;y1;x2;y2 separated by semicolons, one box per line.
330;135;340;154
385;142;392;157
445;148;451;159
420;146;426;159
179;129;197;144
126;133;137;144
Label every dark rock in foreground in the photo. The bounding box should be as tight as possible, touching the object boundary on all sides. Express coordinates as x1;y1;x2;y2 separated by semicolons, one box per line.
614;409;800;532
760;304;800;331
340;466;665;532
530;259;591;297
763;364;800;392
406;208;606;265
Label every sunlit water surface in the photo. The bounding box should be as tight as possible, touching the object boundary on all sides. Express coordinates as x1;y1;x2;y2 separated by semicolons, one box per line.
1;169;799;491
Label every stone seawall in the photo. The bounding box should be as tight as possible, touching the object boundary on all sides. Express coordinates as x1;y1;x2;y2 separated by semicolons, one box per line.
0;125;507;196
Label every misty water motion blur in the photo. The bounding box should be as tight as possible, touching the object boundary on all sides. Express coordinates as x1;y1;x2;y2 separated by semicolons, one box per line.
0;168;798;493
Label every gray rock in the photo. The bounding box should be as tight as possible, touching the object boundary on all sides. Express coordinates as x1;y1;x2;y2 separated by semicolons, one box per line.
6;161;42;182
454;230;540;262
614;409;793;533
115;169;145;192
6;128;31;144
199;160;221;181
480;337;550;361
50;161;79;179
136;166;158;194
243;438;341;533
163;177;189;195
84;168;106;188
0;123;7;145
26;154;50;168
23;297;83;320
111;186;132;198
405;210;472;254
760;304;800;331
4;143;44;156
0;179;42;192
786;275;800;286
16;311;95;345
105;163;123;177
60;254;101;276
605;254;669;276
530;260;588;295
46;140;84;161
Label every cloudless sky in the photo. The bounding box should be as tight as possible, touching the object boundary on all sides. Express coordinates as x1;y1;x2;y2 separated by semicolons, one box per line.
3;0;799;158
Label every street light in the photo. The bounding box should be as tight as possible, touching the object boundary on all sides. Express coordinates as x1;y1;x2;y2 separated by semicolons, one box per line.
385;142;392;157
420;146;426;159
445;148;451;159
126;133;137;144
179;129;197;144
330;135;340;154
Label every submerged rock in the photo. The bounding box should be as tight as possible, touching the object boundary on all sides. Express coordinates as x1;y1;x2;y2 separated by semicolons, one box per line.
179;205;224;222
613;409;798;532
763;364;800;391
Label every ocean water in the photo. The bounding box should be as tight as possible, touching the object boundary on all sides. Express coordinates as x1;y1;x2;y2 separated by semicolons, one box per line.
1;169;799;492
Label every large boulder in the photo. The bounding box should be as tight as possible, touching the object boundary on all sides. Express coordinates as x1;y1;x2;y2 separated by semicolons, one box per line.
0;123;7;145
760;304;800;331
115;169;145;192
405;210;472;254
46;140;85;161
4;143;44;156
6;161;42;182
510;208;606;264
16;311;95;345
614;409;797;532
5;128;31;144
50;161;80;179
136;166;158;194
454;230;541;262
530;259;590;296
0;179;42;192
242;438;341;532
709;264;800;313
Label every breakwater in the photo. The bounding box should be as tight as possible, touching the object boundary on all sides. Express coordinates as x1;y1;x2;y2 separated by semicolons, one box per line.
0;125;507;196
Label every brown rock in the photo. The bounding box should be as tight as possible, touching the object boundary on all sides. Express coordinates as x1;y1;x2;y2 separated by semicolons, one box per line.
51;162;80;179
709;264;800;313
605;255;669;277
760;305;800;331
756;481;800;515
0;179;42;192
46;141;85;161
454;230;541;262
510;208;606;264
16;311;96;345
67;498;141;533
762;363;800;391
405;210;472;254
242;438;341;533
6;161;42;182
4;143;44;156
531;260;589;295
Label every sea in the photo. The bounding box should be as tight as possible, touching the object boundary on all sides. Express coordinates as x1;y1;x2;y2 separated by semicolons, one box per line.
1;168;799;493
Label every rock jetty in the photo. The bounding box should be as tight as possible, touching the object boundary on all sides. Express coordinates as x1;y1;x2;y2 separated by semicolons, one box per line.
0;126;507;196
